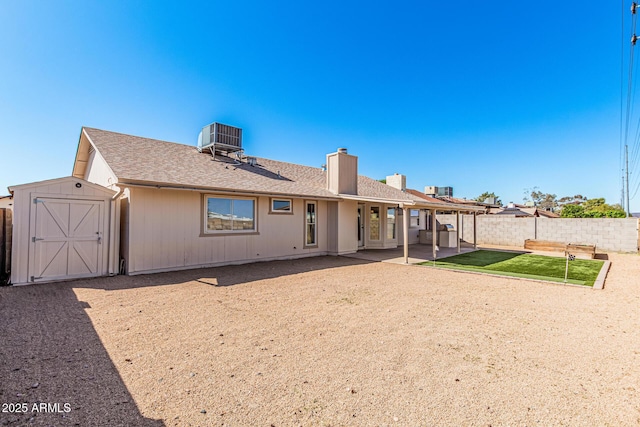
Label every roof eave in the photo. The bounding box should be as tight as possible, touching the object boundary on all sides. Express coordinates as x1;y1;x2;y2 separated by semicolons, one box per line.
117;179;342;201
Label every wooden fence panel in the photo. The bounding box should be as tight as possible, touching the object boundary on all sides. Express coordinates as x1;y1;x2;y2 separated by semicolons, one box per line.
0;208;12;283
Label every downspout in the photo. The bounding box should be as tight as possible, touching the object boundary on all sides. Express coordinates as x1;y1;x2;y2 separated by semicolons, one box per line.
108;187;124;276
402;205;409;264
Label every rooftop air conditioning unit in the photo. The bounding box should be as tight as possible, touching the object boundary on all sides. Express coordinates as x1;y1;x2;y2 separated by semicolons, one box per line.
197;122;243;154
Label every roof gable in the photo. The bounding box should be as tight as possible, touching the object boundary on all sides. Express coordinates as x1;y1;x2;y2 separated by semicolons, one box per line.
8;176;116;197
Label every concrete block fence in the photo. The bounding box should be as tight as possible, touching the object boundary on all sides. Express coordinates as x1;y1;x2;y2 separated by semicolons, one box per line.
435;214;639;253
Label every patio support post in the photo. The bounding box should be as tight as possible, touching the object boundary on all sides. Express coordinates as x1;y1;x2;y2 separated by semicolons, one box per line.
431;208;437;260
403;206;409;264
473;211;477;250
456;210;461;253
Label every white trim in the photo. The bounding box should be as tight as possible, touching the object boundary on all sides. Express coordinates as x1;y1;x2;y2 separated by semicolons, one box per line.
204;195;257;234
304;200;318;247
270;198;293;214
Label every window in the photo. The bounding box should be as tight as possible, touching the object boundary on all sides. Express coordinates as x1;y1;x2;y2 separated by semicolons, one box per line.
387;207;396;239
305;201;317;246
370;206;380;240
410;209;420;227
205;196;255;233
270;198;292;214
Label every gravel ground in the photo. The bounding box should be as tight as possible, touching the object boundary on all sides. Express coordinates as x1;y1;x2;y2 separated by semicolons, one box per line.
1;252;639;426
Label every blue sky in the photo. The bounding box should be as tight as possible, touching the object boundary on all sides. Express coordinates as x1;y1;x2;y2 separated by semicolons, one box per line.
0;2;635;210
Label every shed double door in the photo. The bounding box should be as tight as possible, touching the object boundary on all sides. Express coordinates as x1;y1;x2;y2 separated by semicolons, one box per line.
29;198;105;282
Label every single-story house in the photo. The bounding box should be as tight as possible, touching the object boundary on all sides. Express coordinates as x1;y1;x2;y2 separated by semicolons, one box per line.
0;195;13;210
490;203;560;218
8;126;484;285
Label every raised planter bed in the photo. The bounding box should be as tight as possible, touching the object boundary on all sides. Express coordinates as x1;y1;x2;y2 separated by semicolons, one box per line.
524;239;595;259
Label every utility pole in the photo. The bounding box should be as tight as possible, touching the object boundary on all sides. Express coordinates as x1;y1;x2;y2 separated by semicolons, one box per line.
626;145;631;217
626;3;637;217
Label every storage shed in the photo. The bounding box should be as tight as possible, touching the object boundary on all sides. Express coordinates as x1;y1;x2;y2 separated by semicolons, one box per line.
9;177;119;285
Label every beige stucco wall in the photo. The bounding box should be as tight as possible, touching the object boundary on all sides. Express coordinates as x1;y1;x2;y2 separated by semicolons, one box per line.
398;209;425;245
337;200;358;254
124;187;331;274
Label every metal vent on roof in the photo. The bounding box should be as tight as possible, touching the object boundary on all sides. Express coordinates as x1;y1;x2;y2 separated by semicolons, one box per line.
197;122;243;154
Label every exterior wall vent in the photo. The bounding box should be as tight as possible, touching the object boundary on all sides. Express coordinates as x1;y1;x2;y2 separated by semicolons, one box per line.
198;122;243;154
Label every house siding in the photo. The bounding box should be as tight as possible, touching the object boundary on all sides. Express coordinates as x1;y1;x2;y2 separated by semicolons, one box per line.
84;149;117;188
125;187;330;274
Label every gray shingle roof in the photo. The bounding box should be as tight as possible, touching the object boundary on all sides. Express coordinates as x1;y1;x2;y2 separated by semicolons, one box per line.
82;127;414;202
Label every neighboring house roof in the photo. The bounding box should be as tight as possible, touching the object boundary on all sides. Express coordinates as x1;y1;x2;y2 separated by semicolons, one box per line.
438;196;476;205
532;209;560;218
405;189;442;204
513;204;560;218
495;207;532;217
436;195;499;210
404;189;484;212
0;194;12;209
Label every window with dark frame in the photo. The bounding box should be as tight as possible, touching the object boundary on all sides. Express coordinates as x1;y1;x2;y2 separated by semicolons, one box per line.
271;198;292;213
410;209;420;227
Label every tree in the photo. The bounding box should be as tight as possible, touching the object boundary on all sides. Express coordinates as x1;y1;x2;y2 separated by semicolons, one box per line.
560;197;626;218
560;204;584;218
558;194;587;207
524;187;557;211
474;191;502;205
378;178;386;184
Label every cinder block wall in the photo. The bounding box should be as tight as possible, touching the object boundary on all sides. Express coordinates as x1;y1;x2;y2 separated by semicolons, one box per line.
434;214;639;252
536;218;639;252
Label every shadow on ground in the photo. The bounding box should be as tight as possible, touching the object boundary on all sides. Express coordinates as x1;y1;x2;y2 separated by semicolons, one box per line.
0;256;373;425
73;255;374;292
0;284;164;426
435;250;525;267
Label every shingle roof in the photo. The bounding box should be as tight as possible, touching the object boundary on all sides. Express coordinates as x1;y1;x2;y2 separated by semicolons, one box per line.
405;189;442;204
82;127;414;202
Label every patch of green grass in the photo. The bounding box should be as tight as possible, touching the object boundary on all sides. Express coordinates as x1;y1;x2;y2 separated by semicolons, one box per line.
421;250;604;287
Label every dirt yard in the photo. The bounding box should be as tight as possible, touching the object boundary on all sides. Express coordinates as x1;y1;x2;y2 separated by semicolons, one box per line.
1;253;639;426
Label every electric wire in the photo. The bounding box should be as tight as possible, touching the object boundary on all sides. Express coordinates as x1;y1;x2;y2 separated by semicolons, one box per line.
623;2;639;206
623;5;637;152
622;0;628;206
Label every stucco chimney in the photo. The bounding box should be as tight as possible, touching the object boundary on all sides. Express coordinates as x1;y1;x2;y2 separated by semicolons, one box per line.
386;173;406;191
326;148;358;195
